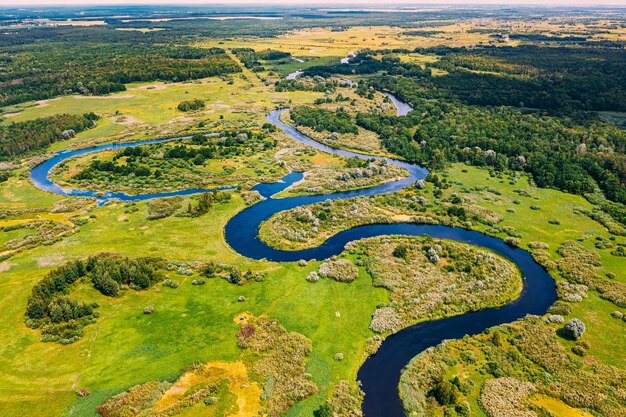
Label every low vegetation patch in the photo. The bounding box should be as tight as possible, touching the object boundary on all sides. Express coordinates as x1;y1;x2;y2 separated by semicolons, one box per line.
97;362;246;417
1;220;76;260
237;315;318;416
318;258;358;283
284;157;406;196
348;235;521;334
556;240;626;308
399;316;625;417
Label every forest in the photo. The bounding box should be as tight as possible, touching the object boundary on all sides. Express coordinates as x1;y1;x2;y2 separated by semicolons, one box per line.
296;47;626;206
425;46;626;112
290;106;358;134
232;48;291;72
0;44;240;106
0;112;99;158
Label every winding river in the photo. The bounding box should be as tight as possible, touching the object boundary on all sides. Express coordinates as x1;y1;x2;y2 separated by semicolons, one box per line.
30;136;236;203
30;99;556;417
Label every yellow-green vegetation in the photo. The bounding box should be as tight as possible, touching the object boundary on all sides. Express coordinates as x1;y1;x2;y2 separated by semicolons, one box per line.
211;25;492;59
50;133;285;194
347;236;522;334
296;124;390;157
260;165;625;281
259;191;437;250
238;315;317;416
0;191;390;417
282;158;405;197
3;74;320;149
1;12;625;417
258;163;625;415
95;361;247;417
399;316;625;417
0;219;77;260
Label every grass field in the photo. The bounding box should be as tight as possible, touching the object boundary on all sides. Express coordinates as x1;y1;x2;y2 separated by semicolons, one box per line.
0;27;624;416
2;73;320;143
0;76;399;413
208;24;492;59
0;195;390;416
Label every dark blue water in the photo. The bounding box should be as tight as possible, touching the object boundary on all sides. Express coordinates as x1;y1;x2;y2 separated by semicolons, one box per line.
226;109;556;417
30;101;556;417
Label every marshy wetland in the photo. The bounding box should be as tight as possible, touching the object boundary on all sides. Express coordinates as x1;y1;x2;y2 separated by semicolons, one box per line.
1;5;625;417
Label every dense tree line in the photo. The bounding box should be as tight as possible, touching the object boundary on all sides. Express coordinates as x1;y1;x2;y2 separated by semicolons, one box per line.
426;46;626;112
25;254;164;344
0;112;98;159
303;48;626;207
290;106;358;134
274;79;342;93
0;44;240;106
355;91;625;204
76;160;152;179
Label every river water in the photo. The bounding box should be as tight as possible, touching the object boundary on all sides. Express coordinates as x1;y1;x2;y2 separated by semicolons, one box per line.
30;95;555;417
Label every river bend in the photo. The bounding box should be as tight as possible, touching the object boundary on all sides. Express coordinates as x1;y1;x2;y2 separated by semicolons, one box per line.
30;100;556;417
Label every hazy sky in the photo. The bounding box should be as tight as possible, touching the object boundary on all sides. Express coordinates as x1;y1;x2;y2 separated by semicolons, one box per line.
0;1;624;7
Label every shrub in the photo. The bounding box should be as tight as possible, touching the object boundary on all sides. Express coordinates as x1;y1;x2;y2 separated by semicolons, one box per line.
162;279;179;288
147;197;182;220
562;318;586;340
318;259;358;283
549;301;572;316
226;267;243;285
306;271;319;282
200;261;219;278
431;376;458;406
572;344;587;357
547;314;564;323
480;377;536;417
528;241;549;250
177;99;205;112
392;244;408;259
334;353;344;361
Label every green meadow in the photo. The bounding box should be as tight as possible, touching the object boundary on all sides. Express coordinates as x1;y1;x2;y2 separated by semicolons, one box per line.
0;25;624;416
0;192;389;416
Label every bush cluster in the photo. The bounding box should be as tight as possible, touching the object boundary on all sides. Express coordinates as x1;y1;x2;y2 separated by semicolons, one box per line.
25;254;164;344
318;259;358;283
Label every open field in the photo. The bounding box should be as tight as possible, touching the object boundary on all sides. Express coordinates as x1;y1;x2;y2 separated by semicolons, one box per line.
0;7;625;417
0;194;390;416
